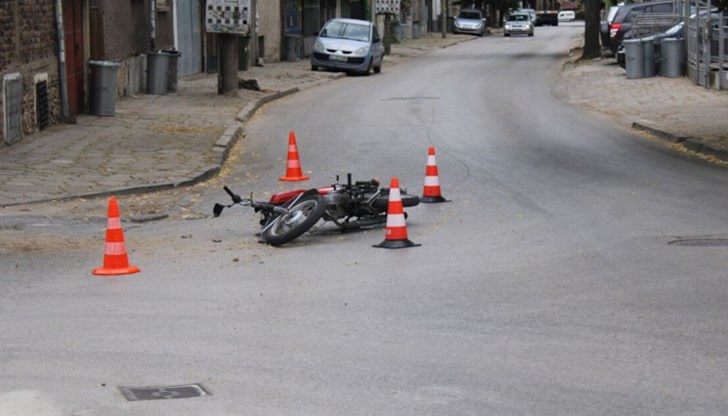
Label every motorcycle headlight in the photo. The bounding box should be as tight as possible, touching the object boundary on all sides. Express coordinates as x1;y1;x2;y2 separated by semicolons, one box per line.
355;46;369;55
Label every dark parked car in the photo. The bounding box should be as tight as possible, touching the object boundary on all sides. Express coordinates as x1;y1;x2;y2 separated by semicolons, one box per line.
608;0;675;54
600;5;621;50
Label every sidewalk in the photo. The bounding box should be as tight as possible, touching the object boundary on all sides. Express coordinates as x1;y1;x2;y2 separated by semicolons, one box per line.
0;34;473;208
554;47;728;160
1;32;728;208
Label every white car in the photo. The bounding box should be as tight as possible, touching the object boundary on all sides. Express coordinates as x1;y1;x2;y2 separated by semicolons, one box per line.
558;11;576;22
311;18;384;75
504;13;534;37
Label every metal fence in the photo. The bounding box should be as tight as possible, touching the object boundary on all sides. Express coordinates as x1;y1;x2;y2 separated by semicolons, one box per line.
631;13;682;38
686;0;728;88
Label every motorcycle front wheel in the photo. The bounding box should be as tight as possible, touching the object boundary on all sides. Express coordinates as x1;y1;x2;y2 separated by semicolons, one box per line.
261;193;326;246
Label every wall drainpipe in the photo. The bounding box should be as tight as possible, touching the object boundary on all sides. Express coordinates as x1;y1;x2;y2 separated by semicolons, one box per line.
54;0;70;121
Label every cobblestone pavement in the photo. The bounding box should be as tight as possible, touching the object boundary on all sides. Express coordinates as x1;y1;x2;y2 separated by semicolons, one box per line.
1;30;727;218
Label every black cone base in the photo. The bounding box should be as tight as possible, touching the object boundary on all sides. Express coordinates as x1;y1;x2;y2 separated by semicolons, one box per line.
420;195;450;203
373;239;421;249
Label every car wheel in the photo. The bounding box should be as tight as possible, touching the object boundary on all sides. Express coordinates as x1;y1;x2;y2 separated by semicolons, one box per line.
374;63;381;74
504;33;510;37
529;31;534;36
311;64;318;71
364;61;373;76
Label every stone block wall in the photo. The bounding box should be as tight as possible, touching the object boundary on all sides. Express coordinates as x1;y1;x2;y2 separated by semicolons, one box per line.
0;1;60;146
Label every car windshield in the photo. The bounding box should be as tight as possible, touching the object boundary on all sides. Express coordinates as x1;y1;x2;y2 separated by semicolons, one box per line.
510;14;529;21
459;11;481;19
320;21;370;42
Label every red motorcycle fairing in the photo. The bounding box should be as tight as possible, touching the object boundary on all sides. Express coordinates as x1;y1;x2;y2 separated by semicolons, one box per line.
269;187;335;205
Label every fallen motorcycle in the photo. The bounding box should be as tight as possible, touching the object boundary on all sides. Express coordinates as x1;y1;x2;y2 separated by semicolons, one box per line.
213;174;420;246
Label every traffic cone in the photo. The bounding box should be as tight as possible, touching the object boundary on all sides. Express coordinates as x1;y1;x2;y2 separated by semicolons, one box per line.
374;177;421;249
421;146;450;203
92;196;140;276
279;130;310;181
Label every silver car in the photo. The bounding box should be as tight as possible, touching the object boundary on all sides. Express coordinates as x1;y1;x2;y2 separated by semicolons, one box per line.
453;9;487;36
311;18;384;75
504;13;535;37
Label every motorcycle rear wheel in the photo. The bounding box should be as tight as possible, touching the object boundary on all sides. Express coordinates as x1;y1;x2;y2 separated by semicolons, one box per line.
261;193;326;246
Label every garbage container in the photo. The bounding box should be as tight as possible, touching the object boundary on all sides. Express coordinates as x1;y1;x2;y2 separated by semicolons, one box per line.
89;60;120;116
162;49;181;92
284;34;302;62
624;39;644;79
239;36;250;71
390;22;403;43
642;39;656;77
660;38;684;77
146;50;170;95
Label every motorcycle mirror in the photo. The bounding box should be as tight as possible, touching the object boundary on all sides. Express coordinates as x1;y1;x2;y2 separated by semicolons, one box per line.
213;203;225;217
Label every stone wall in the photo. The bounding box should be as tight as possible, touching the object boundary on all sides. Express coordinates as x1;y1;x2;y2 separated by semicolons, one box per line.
0;1;60;146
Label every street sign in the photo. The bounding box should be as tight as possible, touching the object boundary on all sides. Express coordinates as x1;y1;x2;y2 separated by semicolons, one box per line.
205;0;250;34
376;0;400;15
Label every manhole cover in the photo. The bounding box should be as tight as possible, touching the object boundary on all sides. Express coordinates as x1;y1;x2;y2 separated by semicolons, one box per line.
119;383;209;401
668;238;728;247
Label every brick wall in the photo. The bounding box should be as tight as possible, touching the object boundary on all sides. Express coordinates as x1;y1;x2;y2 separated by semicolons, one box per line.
0;0;60;146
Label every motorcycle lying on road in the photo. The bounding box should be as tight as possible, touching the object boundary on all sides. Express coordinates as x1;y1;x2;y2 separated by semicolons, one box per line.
213;174;420;246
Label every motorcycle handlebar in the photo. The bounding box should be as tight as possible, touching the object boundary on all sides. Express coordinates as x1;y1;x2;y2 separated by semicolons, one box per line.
223;186;242;203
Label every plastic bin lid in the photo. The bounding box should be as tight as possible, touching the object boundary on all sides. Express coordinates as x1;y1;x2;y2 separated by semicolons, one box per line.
89;60;120;67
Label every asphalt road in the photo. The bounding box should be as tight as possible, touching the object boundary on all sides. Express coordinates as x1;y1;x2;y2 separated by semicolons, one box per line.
2;24;728;415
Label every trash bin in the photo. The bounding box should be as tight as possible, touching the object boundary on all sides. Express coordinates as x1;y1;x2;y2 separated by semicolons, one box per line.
284;34;302;62
162;49;180;92
89;60;120;116
624;39;644;79
642;39;656;77
146;50;170;95
660;38;684;77
390;22;403;43
239;36;250;71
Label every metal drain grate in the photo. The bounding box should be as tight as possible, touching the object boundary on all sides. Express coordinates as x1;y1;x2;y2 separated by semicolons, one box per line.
119;383;210;401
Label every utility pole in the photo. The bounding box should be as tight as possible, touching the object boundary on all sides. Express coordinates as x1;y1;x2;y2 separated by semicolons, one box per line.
251;0;258;66
441;0;447;39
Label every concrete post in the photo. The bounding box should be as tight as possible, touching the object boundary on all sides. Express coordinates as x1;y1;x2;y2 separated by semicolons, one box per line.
218;34;238;96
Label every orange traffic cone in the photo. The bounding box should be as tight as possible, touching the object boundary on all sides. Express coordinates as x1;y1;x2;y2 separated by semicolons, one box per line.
279;130;310;181
374;177;420;249
92;196;140;276
421;146;450;203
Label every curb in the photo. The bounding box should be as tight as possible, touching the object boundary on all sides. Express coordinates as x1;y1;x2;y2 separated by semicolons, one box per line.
632;120;728;163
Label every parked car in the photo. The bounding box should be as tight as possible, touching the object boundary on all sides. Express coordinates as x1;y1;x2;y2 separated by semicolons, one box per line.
616;21;684;68
504;13;535;37
453;8;487;36
601;5;621;50
558;10;576;22
311;18;384;75
608;0;676;54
